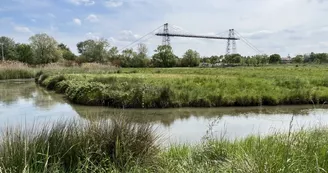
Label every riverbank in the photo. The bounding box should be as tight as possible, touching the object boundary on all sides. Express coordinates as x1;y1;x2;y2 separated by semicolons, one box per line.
36;66;328;108
1;119;328;172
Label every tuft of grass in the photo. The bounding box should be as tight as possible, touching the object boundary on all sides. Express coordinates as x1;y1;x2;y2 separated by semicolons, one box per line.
0;118;160;172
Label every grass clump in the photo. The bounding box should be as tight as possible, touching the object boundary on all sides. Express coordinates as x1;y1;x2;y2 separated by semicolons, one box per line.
0;118;160;172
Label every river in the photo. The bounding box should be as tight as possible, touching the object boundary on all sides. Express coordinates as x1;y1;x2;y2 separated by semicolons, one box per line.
0;80;327;144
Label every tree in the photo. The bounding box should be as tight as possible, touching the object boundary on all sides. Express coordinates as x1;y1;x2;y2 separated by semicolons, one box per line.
260;54;269;65
58;43;76;61
269;54;281;64
152;45;177;67
77;38;110;63
120;48;137;67
292;55;304;64
0;36;17;61
15;43;34;64
58;43;70;51
108;47;119;60
224;54;242;64
181;49;200;67
131;43;149;67
316;53;328;63
107;46;120;66
29;33;61;64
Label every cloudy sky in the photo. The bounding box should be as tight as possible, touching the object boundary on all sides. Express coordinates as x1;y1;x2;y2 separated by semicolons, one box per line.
1;0;328;57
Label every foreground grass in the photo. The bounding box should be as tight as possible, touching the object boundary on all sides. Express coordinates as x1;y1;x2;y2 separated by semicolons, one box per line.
37;66;328;108
0;118;160;172
1;118;328;172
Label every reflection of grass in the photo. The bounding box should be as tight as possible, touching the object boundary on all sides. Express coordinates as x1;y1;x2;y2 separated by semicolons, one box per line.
0;81;65;109
2;118;328;172
37;66;328;108
0;81;36;104
74;105;314;126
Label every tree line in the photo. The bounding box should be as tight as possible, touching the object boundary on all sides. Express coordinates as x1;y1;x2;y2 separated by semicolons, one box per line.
1;34;328;67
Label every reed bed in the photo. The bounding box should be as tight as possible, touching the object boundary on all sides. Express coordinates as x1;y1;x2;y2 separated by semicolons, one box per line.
0;61;35;80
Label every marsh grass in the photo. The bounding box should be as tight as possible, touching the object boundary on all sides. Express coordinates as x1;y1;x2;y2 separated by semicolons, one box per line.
37;66;328;108
0;61;35;80
0;118;160;172
0;61;119;81
158;124;328;173
1;115;328;172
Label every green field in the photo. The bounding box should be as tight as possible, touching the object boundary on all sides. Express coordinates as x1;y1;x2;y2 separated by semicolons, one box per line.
37;66;328;108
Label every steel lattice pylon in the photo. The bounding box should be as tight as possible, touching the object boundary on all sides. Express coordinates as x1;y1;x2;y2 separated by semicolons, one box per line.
226;29;237;55
162;23;170;46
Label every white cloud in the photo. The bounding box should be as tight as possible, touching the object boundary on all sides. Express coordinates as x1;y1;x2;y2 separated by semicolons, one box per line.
14;26;32;34
69;0;95;6
3;0;328;57
105;0;123;8
73;18;82;26
47;13;56;18
85;32;100;39
117;30;140;41
241;30;276;40
86;14;99;22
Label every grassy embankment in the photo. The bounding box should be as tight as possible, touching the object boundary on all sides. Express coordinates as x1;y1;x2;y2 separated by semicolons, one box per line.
1;119;328;172
37;66;328;108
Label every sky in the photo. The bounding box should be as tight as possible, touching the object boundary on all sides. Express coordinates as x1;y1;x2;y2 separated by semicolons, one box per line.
1;0;328;57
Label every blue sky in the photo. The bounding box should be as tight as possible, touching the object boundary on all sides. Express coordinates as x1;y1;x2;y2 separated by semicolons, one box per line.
1;0;328;57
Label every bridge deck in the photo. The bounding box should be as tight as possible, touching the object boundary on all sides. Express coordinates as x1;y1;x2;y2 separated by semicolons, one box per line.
156;33;240;40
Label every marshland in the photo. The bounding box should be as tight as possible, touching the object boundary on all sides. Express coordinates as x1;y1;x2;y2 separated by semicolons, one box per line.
1;32;328;172
0;60;328;172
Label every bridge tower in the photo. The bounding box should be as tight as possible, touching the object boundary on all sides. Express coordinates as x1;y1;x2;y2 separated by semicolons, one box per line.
226;29;237;55
162;23;170;46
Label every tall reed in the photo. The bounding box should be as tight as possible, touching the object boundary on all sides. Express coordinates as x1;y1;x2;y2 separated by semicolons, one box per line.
0;118;160;172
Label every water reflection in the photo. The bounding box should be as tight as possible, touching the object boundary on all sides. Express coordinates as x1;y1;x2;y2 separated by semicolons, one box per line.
0;81;65;109
74;105;314;126
0;81;79;129
0;81;327;144
74;105;328;144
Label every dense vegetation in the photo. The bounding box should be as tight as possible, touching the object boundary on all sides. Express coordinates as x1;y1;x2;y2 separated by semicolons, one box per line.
1;34;328;68
1;118;328;172
36;66;328;108
0;61;35;80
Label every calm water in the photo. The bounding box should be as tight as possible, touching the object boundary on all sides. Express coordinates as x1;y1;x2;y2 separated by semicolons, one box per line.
0;81;328;144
